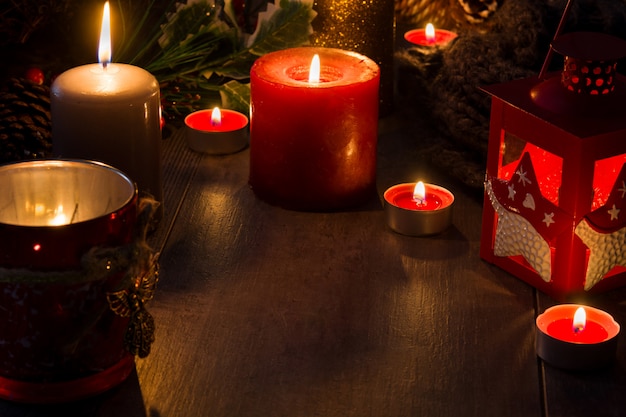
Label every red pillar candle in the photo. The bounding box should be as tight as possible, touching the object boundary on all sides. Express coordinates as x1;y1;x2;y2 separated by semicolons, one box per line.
249;47;380;211
185;108;249;155
536;304;620;370
383;182;454;236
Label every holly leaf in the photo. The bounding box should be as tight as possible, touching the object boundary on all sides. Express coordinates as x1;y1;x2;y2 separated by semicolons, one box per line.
217;80;251;115
246;0;316;54
201;0;316;80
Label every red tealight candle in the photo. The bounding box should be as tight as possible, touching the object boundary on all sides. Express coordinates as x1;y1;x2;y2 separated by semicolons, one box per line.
383;181;454;236
536;304;620;370
249;47;380;211
546;307;609;343
404;23;458;47
185;107;249;155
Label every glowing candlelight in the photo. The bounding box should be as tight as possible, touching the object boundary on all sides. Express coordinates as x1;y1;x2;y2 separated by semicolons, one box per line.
51;0;163;208
309;54;321;83
425;23;435;44
384;181;454;236
211;107;222;127
536;304;620;370
413;181;426;204
573;306;586;333
98;1;111;67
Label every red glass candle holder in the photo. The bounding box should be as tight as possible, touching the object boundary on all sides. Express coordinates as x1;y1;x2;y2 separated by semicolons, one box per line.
0;160;139;403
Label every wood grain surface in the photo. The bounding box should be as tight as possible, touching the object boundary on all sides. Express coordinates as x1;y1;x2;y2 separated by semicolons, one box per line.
1;109;625;417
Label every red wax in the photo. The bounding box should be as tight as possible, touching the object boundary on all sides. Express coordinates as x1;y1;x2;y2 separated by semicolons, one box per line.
185;109;248;132
404;28;458;47
546;318;609;343
249;47;380;211
393;192;443;210
385;183;454;211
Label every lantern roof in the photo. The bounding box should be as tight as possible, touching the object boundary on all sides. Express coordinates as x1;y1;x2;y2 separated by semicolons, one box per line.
552;32;626;62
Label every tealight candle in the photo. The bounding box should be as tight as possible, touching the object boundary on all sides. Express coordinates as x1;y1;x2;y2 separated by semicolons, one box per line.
185;107;249;154
536;304;620;370
51;2;162;208
404;23;458;47
383;181;454;236
249;47;380;211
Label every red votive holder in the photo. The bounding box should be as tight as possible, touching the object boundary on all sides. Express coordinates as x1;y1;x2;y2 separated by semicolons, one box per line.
384;182;454;236
536;304;620;370
185;108;249;155
404;24;458;47
0;159;139;403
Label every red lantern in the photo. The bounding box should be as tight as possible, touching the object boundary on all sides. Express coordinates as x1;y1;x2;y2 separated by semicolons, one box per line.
480;31;626;301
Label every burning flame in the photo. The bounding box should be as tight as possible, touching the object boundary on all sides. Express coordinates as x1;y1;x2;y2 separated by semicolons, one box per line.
211;107;222;127
48;205;68;226
98;1;112;67
573;307;586;333
309;54;321;83
413;181;426;204
425;23;436;44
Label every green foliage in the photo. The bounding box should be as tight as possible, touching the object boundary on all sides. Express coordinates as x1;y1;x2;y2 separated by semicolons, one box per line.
126;0;315;118
218;79;251;114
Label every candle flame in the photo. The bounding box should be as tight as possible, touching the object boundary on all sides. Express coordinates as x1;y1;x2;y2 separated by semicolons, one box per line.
425;23;436;43
211;107;222;127
573;307;586;333
309;54;321;83
98;1;112;67
48;205;68;226
413;181;426;204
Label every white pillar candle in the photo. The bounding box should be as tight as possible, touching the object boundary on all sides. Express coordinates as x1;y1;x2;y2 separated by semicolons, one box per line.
51;2;162;208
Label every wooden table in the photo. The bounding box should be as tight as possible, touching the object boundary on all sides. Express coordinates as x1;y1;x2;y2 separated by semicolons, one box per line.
2;107;626;417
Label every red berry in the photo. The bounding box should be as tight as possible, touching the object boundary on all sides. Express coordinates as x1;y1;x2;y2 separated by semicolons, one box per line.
25;67;45;85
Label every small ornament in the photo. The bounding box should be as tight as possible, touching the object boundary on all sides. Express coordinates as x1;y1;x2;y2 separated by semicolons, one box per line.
107;253;159;358
24;67;44;85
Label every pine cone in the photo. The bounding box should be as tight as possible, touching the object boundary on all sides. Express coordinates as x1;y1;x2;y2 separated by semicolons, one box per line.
0;77;53;163
395;0;503;27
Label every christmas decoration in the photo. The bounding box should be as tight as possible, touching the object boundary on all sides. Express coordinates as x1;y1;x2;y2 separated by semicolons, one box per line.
0;77;53;163
395;0;503;28
480;25;626;300
395;0;626;190
125;0;316;117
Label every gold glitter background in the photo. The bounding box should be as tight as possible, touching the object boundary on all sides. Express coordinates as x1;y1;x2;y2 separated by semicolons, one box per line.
312;0;396;114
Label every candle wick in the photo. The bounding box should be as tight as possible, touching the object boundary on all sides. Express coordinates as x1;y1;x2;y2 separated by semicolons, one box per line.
573;325;584;334
70;203;79;224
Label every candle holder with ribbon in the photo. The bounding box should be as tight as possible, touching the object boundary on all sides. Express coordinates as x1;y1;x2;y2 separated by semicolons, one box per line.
0;159;159;403
479;2;626;301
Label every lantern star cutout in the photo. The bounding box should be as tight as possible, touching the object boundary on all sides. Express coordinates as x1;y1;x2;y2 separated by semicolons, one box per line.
543;212;555;227
487;152;571;282
575;163;626;290
608;204;620;221
575;221;626;290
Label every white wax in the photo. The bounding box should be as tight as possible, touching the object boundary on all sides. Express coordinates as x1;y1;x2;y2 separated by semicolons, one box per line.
51;63;163;205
